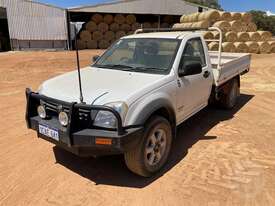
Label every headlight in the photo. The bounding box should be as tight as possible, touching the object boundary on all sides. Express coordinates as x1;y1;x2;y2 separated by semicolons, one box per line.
59;111;69;126
93;102;128;128
37;105;46;119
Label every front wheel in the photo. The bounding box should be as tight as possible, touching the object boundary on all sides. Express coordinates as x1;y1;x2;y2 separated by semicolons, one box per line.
124;116;172;177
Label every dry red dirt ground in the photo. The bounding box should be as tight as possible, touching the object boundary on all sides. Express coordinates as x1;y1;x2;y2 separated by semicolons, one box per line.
0;50;275;206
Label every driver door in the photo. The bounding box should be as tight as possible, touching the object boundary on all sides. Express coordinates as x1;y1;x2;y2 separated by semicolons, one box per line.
176;37;212;122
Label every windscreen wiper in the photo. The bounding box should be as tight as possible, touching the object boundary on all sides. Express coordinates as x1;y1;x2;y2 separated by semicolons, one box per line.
96;64;134;70
133;66;166;73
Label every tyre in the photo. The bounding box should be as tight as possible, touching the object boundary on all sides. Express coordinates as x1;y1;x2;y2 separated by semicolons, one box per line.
220;78;240;109
124;116;172;177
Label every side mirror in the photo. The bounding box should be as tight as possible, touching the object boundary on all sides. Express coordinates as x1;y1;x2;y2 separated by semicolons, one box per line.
179;62;202;77
92;55;100;63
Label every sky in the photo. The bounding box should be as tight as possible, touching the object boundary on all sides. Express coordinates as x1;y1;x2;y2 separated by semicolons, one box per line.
38;0;275;13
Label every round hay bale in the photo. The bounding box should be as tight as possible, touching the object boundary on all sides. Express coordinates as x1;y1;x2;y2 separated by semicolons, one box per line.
87;40;98;49
269;41;275;53
211;31;220;39
120;23;131;32
180;15;187;23
219;12;232;21
114;14;125;24
258;41;271;53
237;32;250;42
163;15;174;24
103;14;114;24
152;22;159;28
132;22;141;31
103;31;115;41
231;12;242;20
203;31;214;39
80;30;91;41
86;21;97;32
258;31;272;41
241;12;252;23
98;40;110;49
247;22;257;32
222;42;234;52
76;40;87;50
92;31;103;41
234;42;249;53
110;23;120;32
115;31;126;39
192;20;210;29
240;21;248;32
198;10;220;23
143;22;152;29
91;14;103;24
248;32;261;41
213;21;231;32
229;20;242;32
208;42;219;51
160;22;170;28
189;13;200;22
225;31;238;42
125;14;136;24
98;22;109;33
245;41;259;53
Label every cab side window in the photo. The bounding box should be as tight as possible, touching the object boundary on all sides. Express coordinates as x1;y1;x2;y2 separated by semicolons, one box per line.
179;38;206;72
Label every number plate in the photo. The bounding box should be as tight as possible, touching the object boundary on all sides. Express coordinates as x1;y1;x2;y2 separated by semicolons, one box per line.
38;124;59;141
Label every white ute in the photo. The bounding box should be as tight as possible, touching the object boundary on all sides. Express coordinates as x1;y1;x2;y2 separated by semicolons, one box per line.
26;27;251;177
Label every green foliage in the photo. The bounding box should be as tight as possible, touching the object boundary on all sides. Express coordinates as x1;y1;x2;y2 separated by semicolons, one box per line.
185;0;222;10
249;10;275;35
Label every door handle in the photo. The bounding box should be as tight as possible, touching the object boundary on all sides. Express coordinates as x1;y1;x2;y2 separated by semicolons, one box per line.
203;71;210;78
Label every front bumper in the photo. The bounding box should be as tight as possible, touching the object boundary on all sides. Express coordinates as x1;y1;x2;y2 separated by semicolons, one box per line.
25;88;143;157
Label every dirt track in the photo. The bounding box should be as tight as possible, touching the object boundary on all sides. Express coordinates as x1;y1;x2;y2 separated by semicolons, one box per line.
0;50;275;206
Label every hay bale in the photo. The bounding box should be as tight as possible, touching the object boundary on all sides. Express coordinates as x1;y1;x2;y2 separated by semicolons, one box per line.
92;31;103;41
248;32;261;41
219;12;231;21
246;22;257;32
245;41;259;53
143;22;152;29
110;23;120;32
91;14;103;24
198;10;220;23
237;32;250;42
120;23;131;32
160;22;170;28
240;21;248;32
125;14;136;24
98;40;110;49
222;42;235;52
211;31;220;39
180;15;187;23
76;40;87;50
80;30;91;41
258;41;271;53
225;31;238;42
189;13;200;22
103;14;114;24
191;20;210;29
241;12;252;23
229;20;242;32
258;31;272;41
87;40;98;49
234;42;249;53
103;31;115;41
269;41;275;53
172;23;193;29
86;21;97;32
98;22;109;33
115;31;126;39
213;21;231;32
114;14;125;24
132;22;141;31
203;31;214;39
231;12;242;20
208;42;219;51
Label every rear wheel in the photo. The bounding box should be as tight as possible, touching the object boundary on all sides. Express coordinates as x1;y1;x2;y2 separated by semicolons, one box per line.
124;116;172;177
220;78;240;109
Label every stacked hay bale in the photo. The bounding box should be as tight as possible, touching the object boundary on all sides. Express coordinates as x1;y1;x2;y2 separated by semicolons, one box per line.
174;10;275;53
77;13;173;49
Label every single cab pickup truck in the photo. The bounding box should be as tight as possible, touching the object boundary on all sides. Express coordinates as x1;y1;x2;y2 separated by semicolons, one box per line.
26;27;251;177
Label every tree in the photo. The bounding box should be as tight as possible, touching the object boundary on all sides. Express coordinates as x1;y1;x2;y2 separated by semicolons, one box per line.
185;0;222;10
249;10;275;35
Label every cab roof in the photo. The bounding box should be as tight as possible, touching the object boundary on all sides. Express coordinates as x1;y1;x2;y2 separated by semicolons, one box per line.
122;31;198;40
